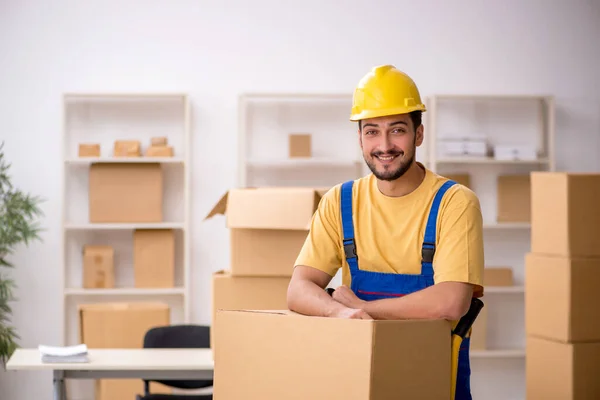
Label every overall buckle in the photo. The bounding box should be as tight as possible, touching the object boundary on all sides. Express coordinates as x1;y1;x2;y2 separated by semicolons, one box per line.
344;239;357;259
421;242;435;263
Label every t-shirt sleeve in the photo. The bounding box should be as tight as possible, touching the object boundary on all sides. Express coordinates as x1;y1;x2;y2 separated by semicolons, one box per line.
433;186;485;297
294;187;343;277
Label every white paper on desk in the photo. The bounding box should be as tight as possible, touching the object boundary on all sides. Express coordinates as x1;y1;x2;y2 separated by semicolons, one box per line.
38;344;88;357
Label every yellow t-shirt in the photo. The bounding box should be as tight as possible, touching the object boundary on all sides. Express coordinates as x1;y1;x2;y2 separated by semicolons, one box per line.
295;164;484;297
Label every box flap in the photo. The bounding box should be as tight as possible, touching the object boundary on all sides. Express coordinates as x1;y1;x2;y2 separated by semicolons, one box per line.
204;192;229;220
206;187;323;230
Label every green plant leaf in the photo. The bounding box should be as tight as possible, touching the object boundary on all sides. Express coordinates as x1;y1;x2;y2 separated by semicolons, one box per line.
0;140;44;365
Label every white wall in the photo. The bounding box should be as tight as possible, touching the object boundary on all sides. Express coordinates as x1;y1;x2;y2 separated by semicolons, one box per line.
1;0;599;398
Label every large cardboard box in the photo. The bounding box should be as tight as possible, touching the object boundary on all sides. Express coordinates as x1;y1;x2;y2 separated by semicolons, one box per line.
206;187;323;276
531;172;600;257
526;336;600;399
211;270;289;347
525;253;600;342
133;229;175;288
470;305;488;350
89;163;163;223
214;309;452;399
497;174;531;222
79;302;171;399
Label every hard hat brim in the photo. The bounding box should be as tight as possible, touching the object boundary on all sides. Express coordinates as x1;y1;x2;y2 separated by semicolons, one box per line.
350;104;427;122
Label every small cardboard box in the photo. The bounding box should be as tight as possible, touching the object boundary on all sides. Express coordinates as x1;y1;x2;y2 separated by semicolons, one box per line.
531;172;600;257
445;173;471;189
484;267;513;286
525;253;600;342
133;229;175;288
289;133;312;158
214;309;452;399
151;137;168;146
497;174;531;222
89;163;163;223
78;143;100;157
79;302;171;399
113;140;141;157
211;270;290;348
205;187;323;276
82;245;114;288
146;145;174;157
526;336;600;399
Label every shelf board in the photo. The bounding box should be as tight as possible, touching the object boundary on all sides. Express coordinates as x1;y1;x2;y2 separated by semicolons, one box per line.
64;93;187;102
484;286;525;294
65;222;185;230
436;157;549;165
483;222;530;229
247;158;361;168
470;349;525;358
65;157;184;165
65;287;185;296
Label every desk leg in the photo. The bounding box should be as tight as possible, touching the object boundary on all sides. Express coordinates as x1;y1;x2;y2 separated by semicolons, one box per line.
53;370;67;400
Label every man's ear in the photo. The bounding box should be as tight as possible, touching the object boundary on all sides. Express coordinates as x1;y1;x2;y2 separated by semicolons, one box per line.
415;124;424;146
358;128;363;148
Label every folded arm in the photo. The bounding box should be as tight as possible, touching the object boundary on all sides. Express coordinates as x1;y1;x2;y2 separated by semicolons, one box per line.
287;265;372;319
332;281;474;321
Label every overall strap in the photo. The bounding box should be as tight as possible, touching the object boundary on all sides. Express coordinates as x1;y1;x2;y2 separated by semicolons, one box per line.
421;180;457;277
340;180;359;272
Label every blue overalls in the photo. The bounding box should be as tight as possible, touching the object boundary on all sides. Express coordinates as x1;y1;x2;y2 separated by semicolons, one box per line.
340;179;471;400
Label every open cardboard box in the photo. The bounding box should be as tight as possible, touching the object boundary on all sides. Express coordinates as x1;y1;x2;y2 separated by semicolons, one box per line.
213;309;452;399
205;187;324;277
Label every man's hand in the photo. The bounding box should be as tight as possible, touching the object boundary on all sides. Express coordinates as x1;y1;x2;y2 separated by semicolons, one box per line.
329;306;372;320
332;285;365;310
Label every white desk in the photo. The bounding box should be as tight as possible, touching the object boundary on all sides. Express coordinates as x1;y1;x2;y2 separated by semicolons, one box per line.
6;348;214;400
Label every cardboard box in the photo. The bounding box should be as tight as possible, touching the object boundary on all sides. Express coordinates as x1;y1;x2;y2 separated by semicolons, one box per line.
214;309;452;399
470;304;487;350
206;187;323;276
497;174;531;222
531;172;600;257
79;302;171;399
525;253;600;343
78;143;100;157
445;173;471;189
289;133;312;158
526;336;600;399
113;140;141;157
230;229;305;276
151;137;168;146
89;163;163;223
484;267;513;286
211;270;290;348
133;229;175;288
146;145;174;157
82;245;114;288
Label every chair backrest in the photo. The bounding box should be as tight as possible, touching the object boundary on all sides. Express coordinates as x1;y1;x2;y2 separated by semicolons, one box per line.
143;324;212;390
144;324;211;349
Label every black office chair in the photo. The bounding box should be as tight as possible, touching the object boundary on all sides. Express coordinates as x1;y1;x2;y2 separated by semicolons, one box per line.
136;325;213;400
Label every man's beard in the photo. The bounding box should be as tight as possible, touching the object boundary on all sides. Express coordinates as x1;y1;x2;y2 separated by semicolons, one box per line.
364;149;414;181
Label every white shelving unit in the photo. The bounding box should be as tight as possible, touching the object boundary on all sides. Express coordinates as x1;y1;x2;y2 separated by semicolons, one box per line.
60;93;192;347
237;93;370;189
425;94;555;400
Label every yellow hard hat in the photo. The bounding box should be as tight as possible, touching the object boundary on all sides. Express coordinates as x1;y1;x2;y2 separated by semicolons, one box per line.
350;65;426;121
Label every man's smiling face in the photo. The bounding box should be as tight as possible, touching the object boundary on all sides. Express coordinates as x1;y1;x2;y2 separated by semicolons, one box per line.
358;113;423;181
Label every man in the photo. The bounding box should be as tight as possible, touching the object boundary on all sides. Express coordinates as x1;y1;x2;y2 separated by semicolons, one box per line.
286;64;484;399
